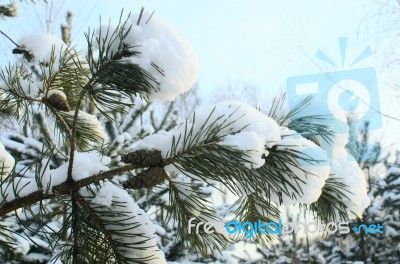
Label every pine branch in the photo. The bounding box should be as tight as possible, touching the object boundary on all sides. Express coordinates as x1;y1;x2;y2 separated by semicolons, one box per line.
302;176;353;223
74;192;122;258
0;223;17;255
0;65;42;122
83;14;161;119
54;182;163;263
231;194;280;244
165;177;227;255
267;93;334;146
0;164;136;216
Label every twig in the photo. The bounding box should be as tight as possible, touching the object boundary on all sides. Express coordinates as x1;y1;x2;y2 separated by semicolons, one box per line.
66;91;86;182
0;30;20;47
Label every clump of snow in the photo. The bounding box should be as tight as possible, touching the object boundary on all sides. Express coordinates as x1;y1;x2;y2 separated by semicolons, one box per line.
41;151;110;189
92;25;118;54
14;235;30;255
330;149;370;219
315;131;370;218
219;131;268;169
16;34;67;64
287;95;370;217
269;128;330;205
85;181;166;263
132;132;172;159
46;89;67;100
77;111;108;143
0;141;15;180
67;150;110;182
93;12;199;101
127;12;199;101
130;101;281;169
63;111;108;144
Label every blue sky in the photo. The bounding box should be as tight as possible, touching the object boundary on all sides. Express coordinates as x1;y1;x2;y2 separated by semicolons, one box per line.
2;0;400;152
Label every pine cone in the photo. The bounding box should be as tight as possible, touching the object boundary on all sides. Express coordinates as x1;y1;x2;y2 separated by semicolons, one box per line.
123;166;167;189
121;149;162;167
47;92;71;112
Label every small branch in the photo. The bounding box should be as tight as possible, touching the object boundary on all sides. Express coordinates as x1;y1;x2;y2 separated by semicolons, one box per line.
0;30;19;47
67;91;86;182
6;90;42;103
0;164;136;216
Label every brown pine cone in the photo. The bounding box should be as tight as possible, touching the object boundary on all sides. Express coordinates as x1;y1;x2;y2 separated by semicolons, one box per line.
47;92;71;112
121;149;162;167
123;166;167;189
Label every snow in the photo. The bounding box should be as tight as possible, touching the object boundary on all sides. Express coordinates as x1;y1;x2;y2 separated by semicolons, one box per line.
93;11;199;101
308;127;371;219
0;140;15;179
387;167;400;178
330;149;370;219
25;253;51;263
385;225;397;237
270;128;330;205
273;256;293;264
30;236;50;249
0;151;110;204
83;181;166;263
133;132;172;159
16;33;67;64
19;77;42;98
92;25;118;54
219;131;268;169
128;12;199;101
46;89;67;100
24;137;44;151
0;136;26;153
63;110;108;144
77;111;108;143
131;101;281;169
287;96;370;217
41;151;111;188
128;99;370;214
0;72;42;98
14;235;30;255
154;224;166;236
91;180;116;207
